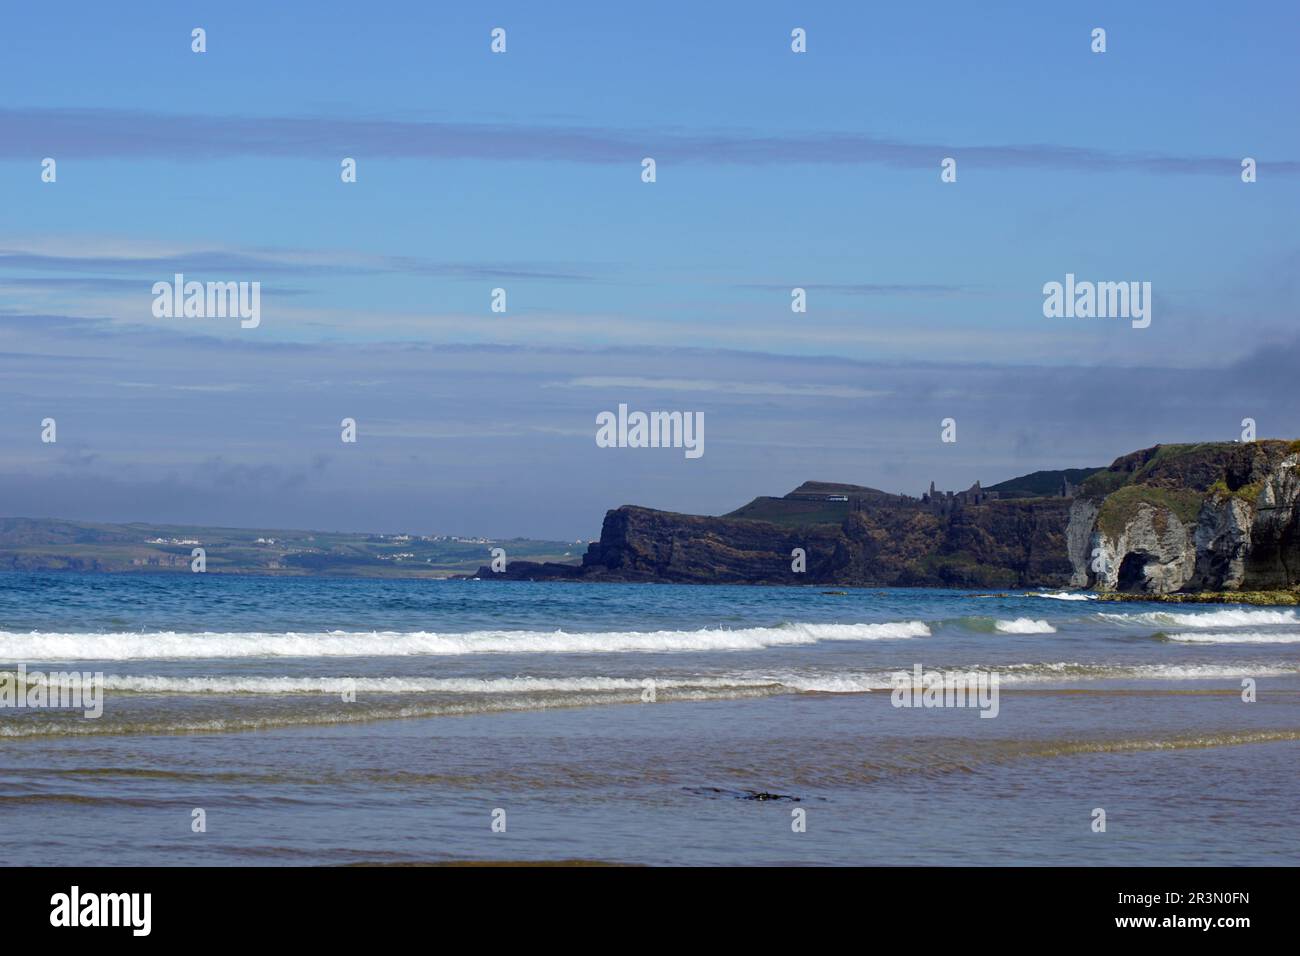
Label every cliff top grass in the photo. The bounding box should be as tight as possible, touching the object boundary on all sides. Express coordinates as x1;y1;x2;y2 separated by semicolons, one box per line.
1081;440;1298;504
1095;485;1205;538
1081;442;1220;498
1208;477;1263;504
724;495;850;527
985;466;1105;498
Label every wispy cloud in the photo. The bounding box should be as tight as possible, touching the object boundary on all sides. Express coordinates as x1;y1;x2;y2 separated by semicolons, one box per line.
737;282;970;297
549;376;889;399
0;244;597;283
3;108;1294;175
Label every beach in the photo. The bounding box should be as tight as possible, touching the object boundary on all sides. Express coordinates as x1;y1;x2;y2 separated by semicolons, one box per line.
2;572;1297;865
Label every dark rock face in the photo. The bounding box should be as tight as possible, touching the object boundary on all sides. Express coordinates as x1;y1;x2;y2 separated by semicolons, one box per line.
578;507;843;584
478;441;1300;593
1238;458;1300;588
480;497;1076;589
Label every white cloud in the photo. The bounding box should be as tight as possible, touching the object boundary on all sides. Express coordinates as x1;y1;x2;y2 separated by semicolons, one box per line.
548;376;888;399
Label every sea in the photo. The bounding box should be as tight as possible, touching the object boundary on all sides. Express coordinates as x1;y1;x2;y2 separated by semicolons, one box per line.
1;571;1297;866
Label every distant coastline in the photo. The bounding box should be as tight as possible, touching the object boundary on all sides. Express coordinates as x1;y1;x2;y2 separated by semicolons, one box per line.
8;440;1299;603
0;516;582;578
473;440;1300;600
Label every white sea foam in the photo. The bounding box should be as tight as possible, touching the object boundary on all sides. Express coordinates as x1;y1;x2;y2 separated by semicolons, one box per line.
1163;631;1300;645
996;661;1300;681
773;673;890;693
26;659;1287;699
22;674;775;695
5;660;1296;738
1029;591;1097;601
994;618;1057;634
1098;609;1300;628
754;660;1300;692
0;620;930;662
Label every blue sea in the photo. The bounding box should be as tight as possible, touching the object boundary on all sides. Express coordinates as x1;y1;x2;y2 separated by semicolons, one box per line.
2;572;1297;866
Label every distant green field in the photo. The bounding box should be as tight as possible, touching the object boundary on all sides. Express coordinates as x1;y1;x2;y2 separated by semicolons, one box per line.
0;517;584;576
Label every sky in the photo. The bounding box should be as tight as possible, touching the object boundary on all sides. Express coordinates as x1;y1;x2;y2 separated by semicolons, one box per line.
1;0;1297;539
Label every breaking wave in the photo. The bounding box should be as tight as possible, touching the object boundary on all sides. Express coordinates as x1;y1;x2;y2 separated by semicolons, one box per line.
1098;609;1300;629
20;674;777;695
778;661;1300;690
0;620;930;662
1162;631;1300;645
5;659;1298;738
18;661;1285;697
950;617;1057;634
994;618;1057;634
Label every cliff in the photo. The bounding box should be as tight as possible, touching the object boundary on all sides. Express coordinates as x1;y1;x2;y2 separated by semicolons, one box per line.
480;441;1300;594
1071;440;1300;594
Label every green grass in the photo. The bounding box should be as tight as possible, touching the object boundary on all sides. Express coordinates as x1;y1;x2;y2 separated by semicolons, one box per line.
0;518;584;576
1208;478;1266;505
986;467;1105;499
1095;485;1205;538
724;496;850;527
1081;442;1247;502
1079;468;1132;500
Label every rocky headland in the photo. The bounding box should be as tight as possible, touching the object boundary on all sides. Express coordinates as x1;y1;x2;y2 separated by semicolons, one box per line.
476;441;1300;596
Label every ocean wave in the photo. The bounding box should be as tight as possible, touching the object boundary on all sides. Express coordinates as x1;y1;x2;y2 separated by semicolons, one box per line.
1029;591;1097;601
19;674;778;695
14;657;1295;699
994;618;1057;634
5;659;1297;738
1162;631;1300;645
773;661;1300;689
664;661;1291;694
1015;730;1300;756
0;620;930;662
995;661;1300;681
949;617;1057;634
1098;609;1300;628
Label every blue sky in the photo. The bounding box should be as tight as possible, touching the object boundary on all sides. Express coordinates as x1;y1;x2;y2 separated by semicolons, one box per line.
1;1;1297;538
